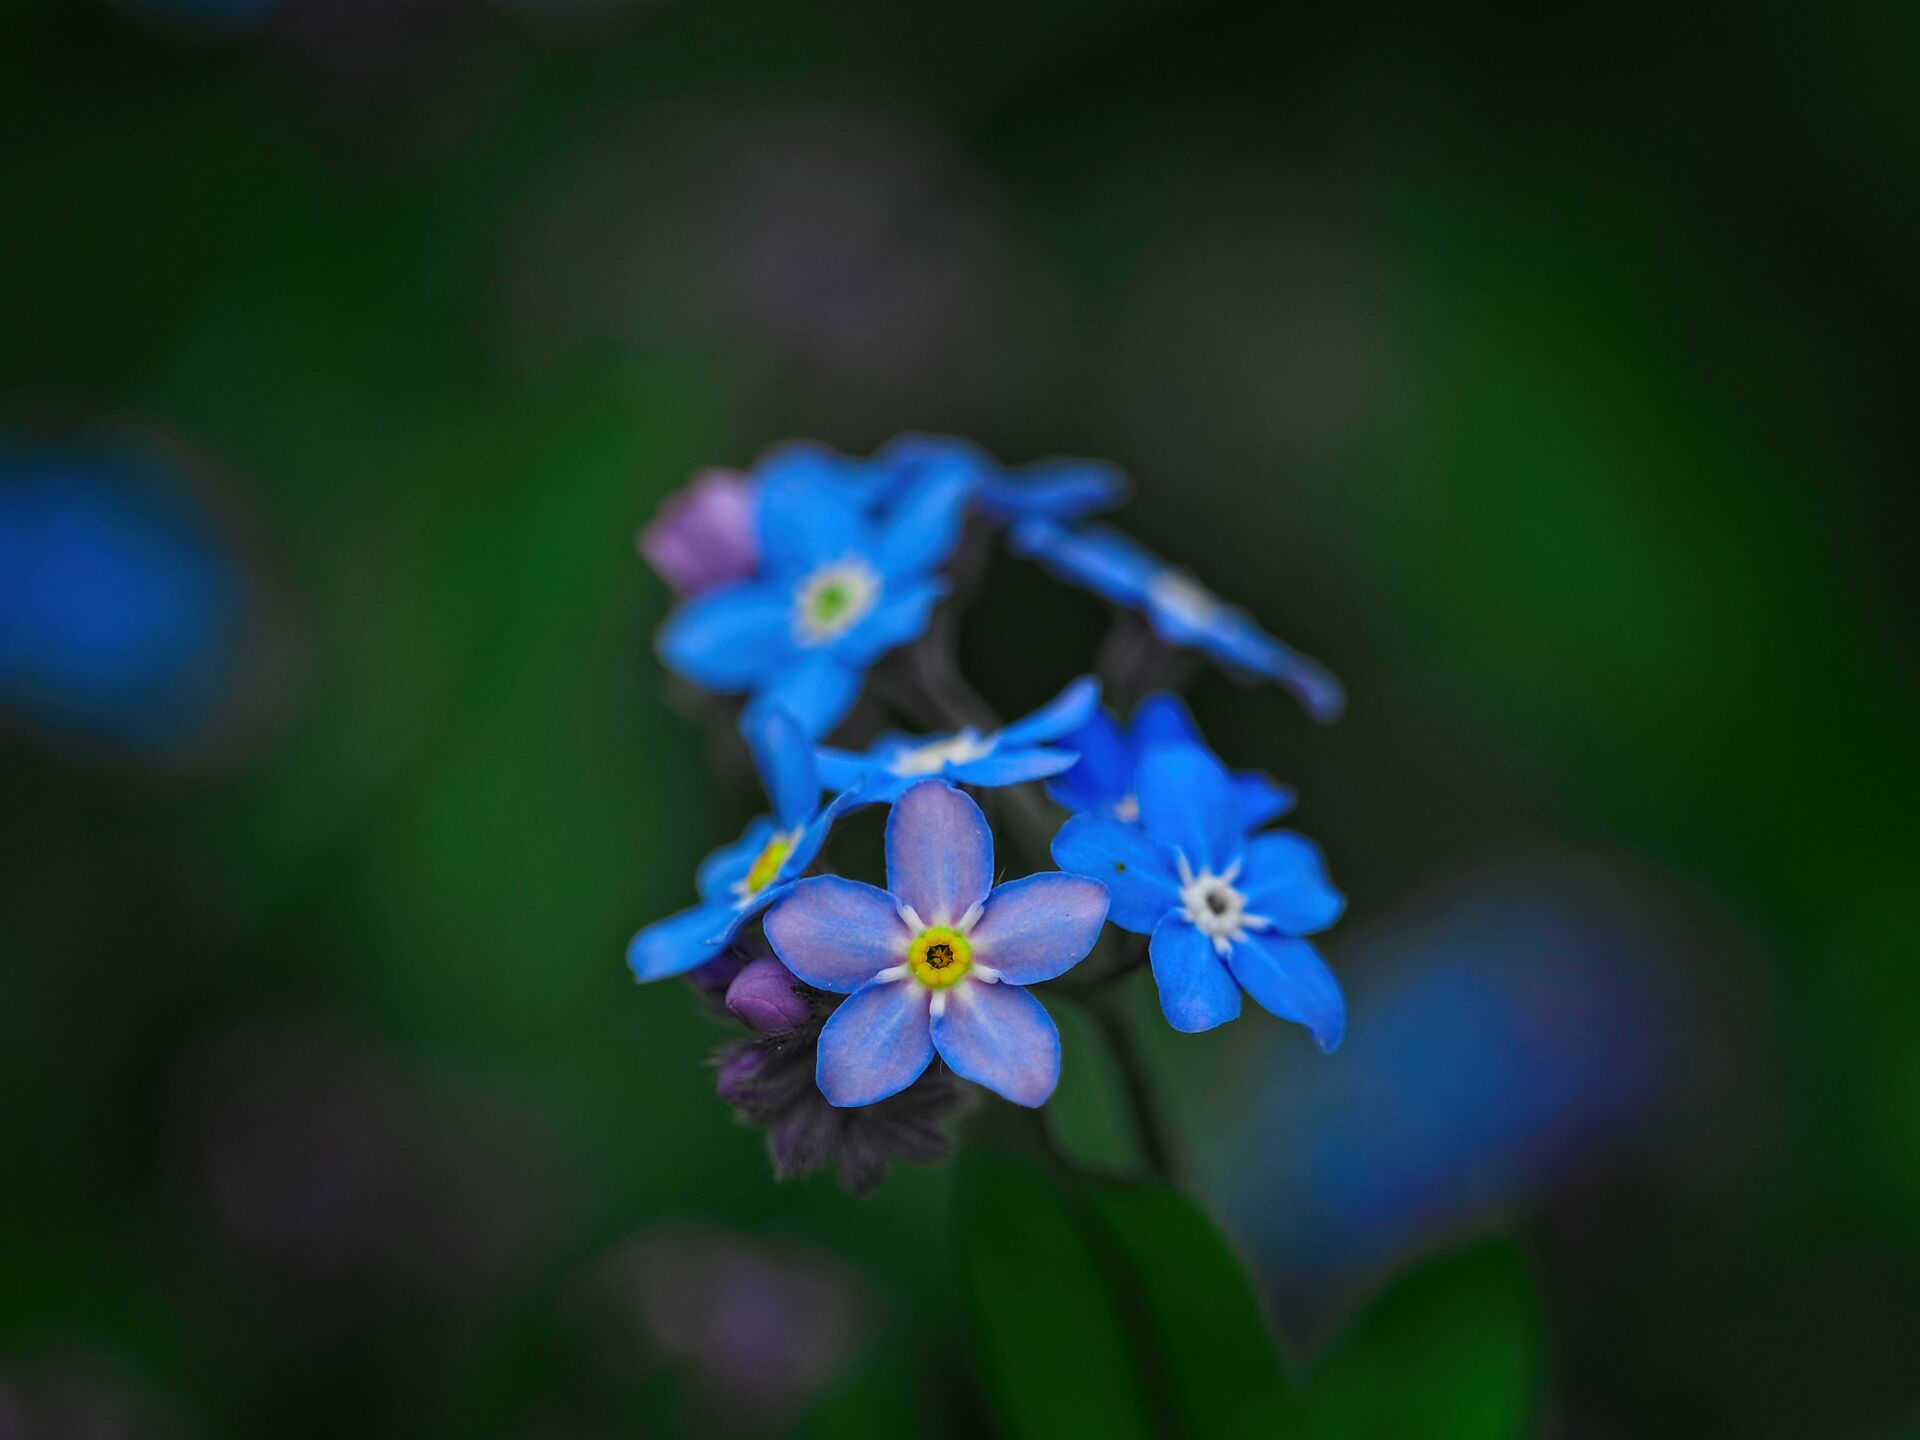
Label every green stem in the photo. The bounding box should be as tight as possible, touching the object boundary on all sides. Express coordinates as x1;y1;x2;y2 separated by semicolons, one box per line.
1088;968;1177;1183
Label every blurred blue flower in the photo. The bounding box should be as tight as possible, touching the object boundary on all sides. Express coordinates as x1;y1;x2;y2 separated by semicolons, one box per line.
815;675;1102;806
873;434;1127;524
627;706;856;982
766;780;1107;1107
1010;518;1344;722
0;444;256;763
1047;690;1296;829
656;455;972;737
1054;742;1345;1043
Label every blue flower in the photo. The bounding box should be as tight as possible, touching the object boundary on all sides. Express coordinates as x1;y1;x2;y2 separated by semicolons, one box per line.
627;706;855;983
1009;518;1345;722
815;675;1103;807
873;434;1128;525
765;780;1109;1107
657;456;973;738
1053;741;1346;1046
1047;690;1296;829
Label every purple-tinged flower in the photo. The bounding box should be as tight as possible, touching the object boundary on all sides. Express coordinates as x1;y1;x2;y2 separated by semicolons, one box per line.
765;780;1108;1108
656;450;973;737
1048;690;1295;828
815;675;1102;807
1053;741;1346;1045
1010;517;1344;723
637;468;761;597
725;956;815;1034
627;705;855;982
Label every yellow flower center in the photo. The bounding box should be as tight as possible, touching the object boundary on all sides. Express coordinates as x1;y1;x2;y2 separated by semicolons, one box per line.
907;925;973;989
744;834;795;895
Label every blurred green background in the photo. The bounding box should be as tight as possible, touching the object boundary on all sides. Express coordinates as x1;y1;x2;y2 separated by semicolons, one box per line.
3;0;1916;1435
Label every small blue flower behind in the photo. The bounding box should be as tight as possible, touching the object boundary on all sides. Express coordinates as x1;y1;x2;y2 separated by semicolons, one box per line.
815;675;1103;807
1010;518;1344;723
1053;741;1346;1046
1047;690;1296;830
657;454;973;738
627;705;855;983
766;780;1109;1108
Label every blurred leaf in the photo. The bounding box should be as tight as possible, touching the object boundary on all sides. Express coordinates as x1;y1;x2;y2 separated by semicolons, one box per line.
1042;994;1144;1175
1294;1236;1543;1439
1085;1181;1291;1437
957;1143;1156;1440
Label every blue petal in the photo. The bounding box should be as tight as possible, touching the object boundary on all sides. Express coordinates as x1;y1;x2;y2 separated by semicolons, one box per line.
932;980;1061;1107
949;746;1079;788
1233;771;1298;827
814;744;879;792
1050;813;1180;934
966;873;1109;985
756;440;888;510
874;433;988;493
1148;914;1243;1032
757;652;863;739
836;576;946;667
976;459;1127;523
873;469;973;580
741;702;819;829
1206;615;1346;724
1241;831;1345;935
1135;742;1244;874
886;779;994;926
1130;691;1204;748
763;876;909;993
816;977;936;1107
627;902;734;982
757;467;871;576
1223;932;1345;1051
1044;709;1132;814
657;583;792;690
1009;520;1158;608
999;674;1103;746
778;782;861;878
694;818;774;903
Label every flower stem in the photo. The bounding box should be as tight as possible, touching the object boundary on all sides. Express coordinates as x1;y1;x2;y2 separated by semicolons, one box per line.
1087;966;1177;1183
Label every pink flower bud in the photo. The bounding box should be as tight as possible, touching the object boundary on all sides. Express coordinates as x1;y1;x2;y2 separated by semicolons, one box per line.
638;469;760;597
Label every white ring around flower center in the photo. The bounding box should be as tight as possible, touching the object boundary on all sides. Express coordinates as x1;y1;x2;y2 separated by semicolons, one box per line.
793;557;881;646
888;729;997;777
1176;852;1272;956
1147;568;1227;629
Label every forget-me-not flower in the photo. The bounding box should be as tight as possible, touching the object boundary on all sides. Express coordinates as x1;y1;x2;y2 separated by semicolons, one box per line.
1010;518;1345;722
1047;690;1296;829
1053;740;1346;1046
814;675;1103;807
657;458;972;738
628;705;854;983
765;780;1108;1107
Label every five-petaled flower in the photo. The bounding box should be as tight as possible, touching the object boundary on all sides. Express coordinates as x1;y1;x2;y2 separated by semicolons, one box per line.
657;454;973;738
627;705;853;983
1053;741;1346;1046
1010;518;1345;723
1048;690;1295;829
815;675;1103;808
765;780;1109;1108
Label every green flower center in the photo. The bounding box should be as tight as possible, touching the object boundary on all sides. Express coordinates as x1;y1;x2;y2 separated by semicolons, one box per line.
744;835;794;895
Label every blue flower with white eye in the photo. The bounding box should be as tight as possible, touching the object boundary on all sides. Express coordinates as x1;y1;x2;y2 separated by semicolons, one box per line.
1009;518;1345;723
627;706;857;983
657;458;973;738
815;675;1103;807
1048;690;1296;829
873;434;1128;525
1053;741;1346;1047
766;780;1109;1108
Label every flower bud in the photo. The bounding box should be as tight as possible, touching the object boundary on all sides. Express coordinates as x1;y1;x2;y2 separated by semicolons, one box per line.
725;958;811;1034
638;469;759;597
715;1048;766;1105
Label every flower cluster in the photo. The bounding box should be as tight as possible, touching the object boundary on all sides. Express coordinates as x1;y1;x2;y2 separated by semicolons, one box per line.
629;436;1348;1192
